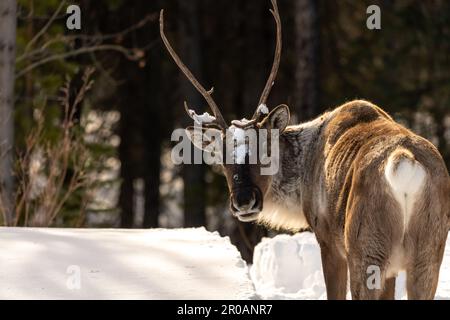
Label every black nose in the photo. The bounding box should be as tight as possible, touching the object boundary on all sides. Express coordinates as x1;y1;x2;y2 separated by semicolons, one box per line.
230;188;261;213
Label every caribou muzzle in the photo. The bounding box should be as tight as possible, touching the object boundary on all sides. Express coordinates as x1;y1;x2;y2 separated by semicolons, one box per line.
230;187;263;222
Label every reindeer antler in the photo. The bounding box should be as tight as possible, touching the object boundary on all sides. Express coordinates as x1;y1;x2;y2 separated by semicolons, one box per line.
159;10;228;130
258;0;282;108
250;0;282;124
232;0;282;130
160;0;282;131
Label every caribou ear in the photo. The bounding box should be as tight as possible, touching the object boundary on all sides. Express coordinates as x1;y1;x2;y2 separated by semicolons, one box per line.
185;127;223;152
262;104;290;132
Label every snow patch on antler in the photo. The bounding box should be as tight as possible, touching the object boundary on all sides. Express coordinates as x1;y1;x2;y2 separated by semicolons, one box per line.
231;118;251;127
187;109;217;125
257;104;269;115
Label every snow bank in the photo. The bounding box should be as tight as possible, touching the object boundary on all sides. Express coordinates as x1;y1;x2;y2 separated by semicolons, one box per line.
0;227;255;299
251;232;450;300
251;233;327;299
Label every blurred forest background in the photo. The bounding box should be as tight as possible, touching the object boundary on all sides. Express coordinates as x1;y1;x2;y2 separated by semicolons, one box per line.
0;0;449;262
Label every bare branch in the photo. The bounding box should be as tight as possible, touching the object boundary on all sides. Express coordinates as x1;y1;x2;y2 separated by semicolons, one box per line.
16;13;157;63
15;45;140;79
9;68;95;227
24;0;67;53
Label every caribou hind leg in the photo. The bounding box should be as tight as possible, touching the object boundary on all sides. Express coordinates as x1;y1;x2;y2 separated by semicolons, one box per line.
405;215;447;300
379;277;396;300
318;241;348;300
347;252;390;300
404;177;449;300
406;260;442;300
344;188;401;300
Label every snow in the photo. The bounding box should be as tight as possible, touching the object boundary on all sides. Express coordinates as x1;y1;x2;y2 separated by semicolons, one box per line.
250;232;450;300
228;125;249;164
187;109;216;125
230;118;251;127
251;233;327;299
256;104;269;115
3;226;449;300
0;227;255;300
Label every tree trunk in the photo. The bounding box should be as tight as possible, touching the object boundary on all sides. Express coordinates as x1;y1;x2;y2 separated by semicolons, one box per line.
143;52;162;228
143;160;160;228
294;0;319;120
178;0;206;228
0;0;17;225
118;109;134;228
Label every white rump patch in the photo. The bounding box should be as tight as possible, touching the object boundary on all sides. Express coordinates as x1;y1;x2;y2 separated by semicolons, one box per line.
384;150;427;232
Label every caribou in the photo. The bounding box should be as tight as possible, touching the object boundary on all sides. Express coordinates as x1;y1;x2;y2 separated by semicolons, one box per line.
160;0;450;299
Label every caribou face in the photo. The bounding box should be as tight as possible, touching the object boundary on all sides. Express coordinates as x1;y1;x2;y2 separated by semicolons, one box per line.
225;107;290;221
184;105;289;222
226;161;266;222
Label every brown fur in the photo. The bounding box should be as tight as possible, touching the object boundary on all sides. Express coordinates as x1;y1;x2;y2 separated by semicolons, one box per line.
209;100;449;299
257;100;450;299
186;97;449;299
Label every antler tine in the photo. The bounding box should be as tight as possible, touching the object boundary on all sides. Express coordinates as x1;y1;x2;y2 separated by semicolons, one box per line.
253;0;282;120
184;100;197;122
159;10;228;130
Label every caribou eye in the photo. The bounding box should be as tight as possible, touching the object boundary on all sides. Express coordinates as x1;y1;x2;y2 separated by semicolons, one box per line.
233;174;239;181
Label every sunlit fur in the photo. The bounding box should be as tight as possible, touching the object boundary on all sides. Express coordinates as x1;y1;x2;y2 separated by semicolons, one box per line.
253;99;450;300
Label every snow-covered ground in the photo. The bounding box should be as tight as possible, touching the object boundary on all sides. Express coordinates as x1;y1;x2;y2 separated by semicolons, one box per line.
251;232;450;300
0;227;255;299
2;227;449;299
